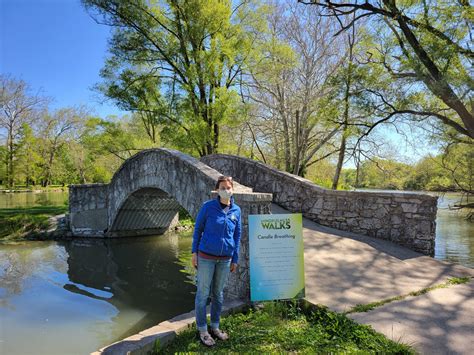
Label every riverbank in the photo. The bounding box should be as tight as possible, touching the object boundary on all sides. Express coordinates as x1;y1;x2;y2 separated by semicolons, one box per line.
0;205;194;242
0;185;68;193
0;206;68;241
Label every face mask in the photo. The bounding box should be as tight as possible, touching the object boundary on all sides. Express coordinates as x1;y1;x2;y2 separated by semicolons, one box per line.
218;188;233;200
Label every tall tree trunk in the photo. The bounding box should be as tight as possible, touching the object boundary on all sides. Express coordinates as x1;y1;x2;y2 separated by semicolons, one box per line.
333;19;355;189
8;128;14;188
333;130;347;189
294;110;302;176
45;150;55;187
355;150;361;188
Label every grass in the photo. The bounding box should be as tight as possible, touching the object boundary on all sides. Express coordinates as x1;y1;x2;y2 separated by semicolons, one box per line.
0;184;69;191
155;300;415;354
347;276;472;314
0;205;68;240
177;206;195;228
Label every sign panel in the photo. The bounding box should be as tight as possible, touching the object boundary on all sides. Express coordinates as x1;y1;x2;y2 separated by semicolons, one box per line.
249;213;305;301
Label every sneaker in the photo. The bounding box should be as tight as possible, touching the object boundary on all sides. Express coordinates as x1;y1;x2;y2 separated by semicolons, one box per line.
210;328;229;341
199;331;215;347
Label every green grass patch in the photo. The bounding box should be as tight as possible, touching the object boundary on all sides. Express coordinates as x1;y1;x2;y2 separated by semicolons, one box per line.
177;217;194;228
446;276;471;285
0;184;69;191
155;300;414;354
0;205;68;240
347;276;472;314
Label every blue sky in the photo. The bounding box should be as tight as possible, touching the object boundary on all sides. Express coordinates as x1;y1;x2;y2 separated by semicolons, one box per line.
0;0;436;163
0;0;127;117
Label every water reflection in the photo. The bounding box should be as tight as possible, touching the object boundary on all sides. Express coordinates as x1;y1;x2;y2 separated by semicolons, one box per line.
0;191;68;208
435;193;474;268
0;232;195;355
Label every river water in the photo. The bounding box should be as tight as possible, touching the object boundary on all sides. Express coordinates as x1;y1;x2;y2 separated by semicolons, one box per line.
0;190;472;354
0;190;196;354
433;192;473;268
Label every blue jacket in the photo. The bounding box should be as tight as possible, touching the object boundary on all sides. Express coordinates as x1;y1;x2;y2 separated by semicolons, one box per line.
192;196;242;264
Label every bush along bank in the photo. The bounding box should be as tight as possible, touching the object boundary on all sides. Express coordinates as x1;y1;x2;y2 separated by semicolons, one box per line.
154;299;414;354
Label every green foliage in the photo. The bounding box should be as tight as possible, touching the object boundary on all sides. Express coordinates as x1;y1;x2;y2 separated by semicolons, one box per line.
155;300;414;354
366;0;472;139
437;143;473;193
177;206;194;227
341;145;472;193
404;155;452;191
2;3;472;193
349;158;413;190
15;123;42;186
305;158;336;189
82;0;265;156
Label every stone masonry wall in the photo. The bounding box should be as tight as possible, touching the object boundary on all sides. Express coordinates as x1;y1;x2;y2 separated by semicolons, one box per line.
69;183;109;236
201;154;438;256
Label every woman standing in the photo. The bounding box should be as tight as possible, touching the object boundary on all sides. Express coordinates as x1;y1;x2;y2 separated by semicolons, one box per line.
191;175;242;347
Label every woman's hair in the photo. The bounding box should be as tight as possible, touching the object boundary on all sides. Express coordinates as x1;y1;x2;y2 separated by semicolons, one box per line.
215;175;233;189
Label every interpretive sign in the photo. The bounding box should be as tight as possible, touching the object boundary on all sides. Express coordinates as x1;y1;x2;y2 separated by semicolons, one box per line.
249;213;305;301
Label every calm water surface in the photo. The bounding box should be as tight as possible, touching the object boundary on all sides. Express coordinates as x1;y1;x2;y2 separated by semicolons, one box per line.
0;190;69;208
0;226;195;354
0;190;472;354
434;192;473;268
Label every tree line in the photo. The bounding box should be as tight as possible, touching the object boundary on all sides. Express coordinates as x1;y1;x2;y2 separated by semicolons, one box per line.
1;0;472;195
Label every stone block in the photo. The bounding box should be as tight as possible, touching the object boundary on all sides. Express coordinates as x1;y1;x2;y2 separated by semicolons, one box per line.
391;215;402;225
346;218;359;227
401;203;418;213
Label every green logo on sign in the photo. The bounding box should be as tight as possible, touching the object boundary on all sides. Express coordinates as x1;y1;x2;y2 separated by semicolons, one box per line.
261;218;291;230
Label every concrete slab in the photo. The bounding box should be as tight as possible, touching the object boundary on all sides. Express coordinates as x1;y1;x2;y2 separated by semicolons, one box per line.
348;281;474;355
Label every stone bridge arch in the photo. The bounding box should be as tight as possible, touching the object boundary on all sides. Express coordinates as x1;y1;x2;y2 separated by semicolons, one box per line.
69;148;253;238
106;148;252;237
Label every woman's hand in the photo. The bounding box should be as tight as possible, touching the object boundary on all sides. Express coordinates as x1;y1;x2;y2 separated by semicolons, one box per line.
192;253;198;269
230;263;238;272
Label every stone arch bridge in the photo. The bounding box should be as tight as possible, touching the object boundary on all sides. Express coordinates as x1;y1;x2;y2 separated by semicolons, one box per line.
68;148;437;299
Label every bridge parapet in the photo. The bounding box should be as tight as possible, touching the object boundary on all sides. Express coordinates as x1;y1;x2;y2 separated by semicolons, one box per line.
201;154;438;256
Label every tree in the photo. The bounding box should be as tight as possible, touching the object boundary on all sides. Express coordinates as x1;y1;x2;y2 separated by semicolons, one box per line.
16;123;41;186
331;13;358;189
36;107;86;187
349;157;412;190
0;75;47;187
299;0;474;140
439;143;473;195
87;115;150;161
244;1;346;176
82;0;264;156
